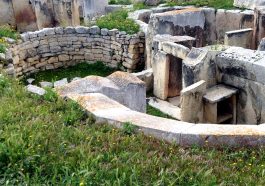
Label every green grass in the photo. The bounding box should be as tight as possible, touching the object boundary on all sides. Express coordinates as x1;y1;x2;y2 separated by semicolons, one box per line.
0;25;18;40
109;0;132;5
147;105;174;119
2;76;265;185
0;44;6;53
166;0;234;9
96;10;140;35
25;61;116;85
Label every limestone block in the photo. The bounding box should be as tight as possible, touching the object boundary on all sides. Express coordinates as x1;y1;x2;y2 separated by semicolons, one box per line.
258;38;265;51
221;73;265;124
132;69;153;92
202;7;217;44
183;48;208;87
234;0;265;10
101;28;109;36
0;0;15;27
180;80;206;123
40;81;53;88
153;51;169;100
56;71;146;112
161;42;190;60
216;47;265;85
75;26;89;34
59;55;70;61
54;78;68;88
64;27;76;34
83;0;108;22
224;28;253;49
90;26;101;35
216;9;243;41
12;0;38;32
26;85;46;96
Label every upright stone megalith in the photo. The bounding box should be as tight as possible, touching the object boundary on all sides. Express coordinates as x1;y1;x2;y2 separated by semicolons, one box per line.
83;0;108;23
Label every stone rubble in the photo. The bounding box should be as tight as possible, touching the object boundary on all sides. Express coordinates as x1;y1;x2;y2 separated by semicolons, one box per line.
26;85;46;96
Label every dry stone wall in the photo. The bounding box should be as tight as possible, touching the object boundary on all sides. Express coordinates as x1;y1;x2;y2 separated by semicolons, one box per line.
2;26;145;77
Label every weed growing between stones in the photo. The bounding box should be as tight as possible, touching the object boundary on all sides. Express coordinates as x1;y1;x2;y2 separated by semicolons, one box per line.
122;122;139;135
147;105;175;119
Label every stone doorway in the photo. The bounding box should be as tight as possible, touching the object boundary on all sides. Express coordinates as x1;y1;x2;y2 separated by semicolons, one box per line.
168;55;183;98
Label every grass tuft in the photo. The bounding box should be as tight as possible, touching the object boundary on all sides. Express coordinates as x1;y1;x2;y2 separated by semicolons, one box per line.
96;10;140;35
25;61;117;85
166;0;234;9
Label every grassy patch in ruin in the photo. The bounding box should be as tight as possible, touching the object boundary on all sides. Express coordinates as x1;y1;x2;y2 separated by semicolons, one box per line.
166;0;234;9
147;105;175;119
96;10;140;35
0;25;18;40
25;61;117;85
1;76;265;184
109;0;132;5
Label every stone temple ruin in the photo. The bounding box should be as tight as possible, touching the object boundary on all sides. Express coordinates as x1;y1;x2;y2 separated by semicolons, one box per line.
2;0;265;147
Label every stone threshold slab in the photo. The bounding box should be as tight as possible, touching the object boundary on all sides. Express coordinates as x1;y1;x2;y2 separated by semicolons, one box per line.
65;93;265;148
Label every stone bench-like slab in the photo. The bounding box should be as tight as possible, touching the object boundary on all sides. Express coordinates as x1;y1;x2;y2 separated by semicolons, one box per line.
61;92;265;148
203;85;238;104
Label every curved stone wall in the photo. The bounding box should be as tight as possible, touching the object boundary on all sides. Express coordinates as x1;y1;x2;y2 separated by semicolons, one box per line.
3;26;145;77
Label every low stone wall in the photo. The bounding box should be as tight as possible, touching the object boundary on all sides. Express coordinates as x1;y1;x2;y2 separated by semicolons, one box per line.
2;26;145;77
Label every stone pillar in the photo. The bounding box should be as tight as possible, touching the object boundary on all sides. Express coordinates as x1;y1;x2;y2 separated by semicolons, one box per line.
12;0;38;32
180;80;206;123
153;51;169;100
83;0;108;23
0;0;16;27
33;0;80;29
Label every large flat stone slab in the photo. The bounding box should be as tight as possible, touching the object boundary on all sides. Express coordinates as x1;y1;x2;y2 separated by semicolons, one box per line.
57;71;146;113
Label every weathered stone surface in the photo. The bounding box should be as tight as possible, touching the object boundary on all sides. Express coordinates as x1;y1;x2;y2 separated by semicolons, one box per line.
132;69;153;92
234;0;265;10
62;92;265;148
161;42;190;59
215;9;250;41
54;78;68;88
83;0;108;23
56;71;146;112
153;51;169;100
27;78;35;84
26;85;46;96
40;81;53;88
148;97;181;120
258;37;265;51
217;47;265;124
147;8;205;68
224;28;253;49
181;80;206;123
217;47;265;85
183;47;213;88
